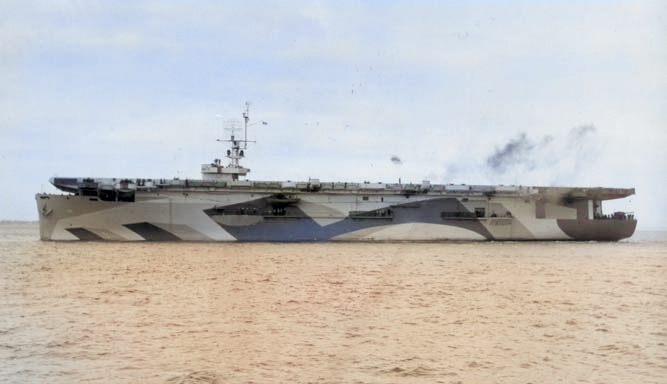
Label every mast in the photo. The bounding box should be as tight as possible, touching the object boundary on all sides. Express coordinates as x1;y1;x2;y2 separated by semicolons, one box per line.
201;102;257;181
243;101;249;149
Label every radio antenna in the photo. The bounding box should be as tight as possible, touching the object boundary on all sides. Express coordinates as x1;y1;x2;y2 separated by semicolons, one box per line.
243;102;250;149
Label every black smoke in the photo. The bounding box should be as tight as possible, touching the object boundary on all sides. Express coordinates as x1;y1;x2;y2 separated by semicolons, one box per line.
485;125;597;176
486;133;536;173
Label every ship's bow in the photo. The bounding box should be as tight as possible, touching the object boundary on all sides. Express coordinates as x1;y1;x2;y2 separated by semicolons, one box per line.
36;194;57;240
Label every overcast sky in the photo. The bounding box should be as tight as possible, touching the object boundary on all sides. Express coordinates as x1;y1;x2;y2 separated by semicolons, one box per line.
2;1;666;230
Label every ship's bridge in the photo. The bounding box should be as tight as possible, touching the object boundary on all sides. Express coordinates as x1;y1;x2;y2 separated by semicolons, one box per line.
202;158;249;181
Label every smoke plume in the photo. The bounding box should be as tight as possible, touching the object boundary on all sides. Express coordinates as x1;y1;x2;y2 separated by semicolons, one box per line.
484;125;599;183
486;133;537;173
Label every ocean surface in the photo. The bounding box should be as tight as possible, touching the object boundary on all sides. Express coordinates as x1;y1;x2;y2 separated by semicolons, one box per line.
1;222;666;384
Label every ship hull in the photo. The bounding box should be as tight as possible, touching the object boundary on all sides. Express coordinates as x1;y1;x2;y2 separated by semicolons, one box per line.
36;189;637;242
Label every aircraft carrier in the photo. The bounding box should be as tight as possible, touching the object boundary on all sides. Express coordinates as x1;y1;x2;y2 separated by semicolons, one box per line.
36;106;637;242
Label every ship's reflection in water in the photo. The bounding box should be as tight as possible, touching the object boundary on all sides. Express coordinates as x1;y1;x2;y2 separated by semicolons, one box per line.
1;223;666;383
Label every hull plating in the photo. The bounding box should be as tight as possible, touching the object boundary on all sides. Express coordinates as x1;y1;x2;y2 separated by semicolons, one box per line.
36;192;636;242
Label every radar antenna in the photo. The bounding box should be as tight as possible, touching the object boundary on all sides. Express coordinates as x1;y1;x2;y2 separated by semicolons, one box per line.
202;102;266;182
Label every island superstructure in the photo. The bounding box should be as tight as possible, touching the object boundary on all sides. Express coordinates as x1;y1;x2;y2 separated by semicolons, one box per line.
36;106;637;241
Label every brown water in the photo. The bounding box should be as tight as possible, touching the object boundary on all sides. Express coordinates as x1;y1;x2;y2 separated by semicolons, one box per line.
1;222;666;383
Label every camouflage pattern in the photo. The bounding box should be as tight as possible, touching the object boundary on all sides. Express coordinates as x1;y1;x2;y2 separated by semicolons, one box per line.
35;183;636;241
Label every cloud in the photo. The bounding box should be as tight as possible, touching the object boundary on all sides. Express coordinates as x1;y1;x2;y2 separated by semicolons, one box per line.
568;124;596;142
0;0;665;228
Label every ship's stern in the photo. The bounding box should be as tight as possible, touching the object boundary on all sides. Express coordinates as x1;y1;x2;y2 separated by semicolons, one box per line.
557;214;638;241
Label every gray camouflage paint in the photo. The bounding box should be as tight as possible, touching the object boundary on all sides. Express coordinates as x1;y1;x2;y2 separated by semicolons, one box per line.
35;191;637;242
